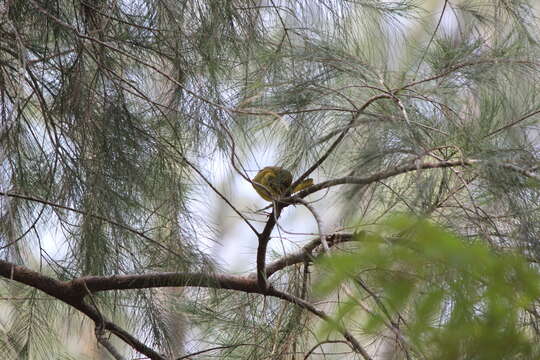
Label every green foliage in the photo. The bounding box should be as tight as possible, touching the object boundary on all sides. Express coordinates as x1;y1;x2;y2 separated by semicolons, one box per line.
317;215;540;359
0;284;83;359
1;0;540;358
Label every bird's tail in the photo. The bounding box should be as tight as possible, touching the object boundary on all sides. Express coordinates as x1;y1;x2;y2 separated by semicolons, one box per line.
292;178;313;193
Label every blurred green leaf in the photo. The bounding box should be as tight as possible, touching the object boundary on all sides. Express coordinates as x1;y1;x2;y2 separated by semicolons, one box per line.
316;214;540;359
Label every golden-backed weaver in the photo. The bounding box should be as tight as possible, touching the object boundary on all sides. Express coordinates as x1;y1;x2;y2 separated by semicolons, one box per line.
252;166;313;201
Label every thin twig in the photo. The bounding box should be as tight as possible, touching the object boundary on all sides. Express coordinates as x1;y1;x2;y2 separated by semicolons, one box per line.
267;286;374;360
413;0;449;80
295;197;329;252
303;340;352;359
291;94;391;190
96;327;127;360
484;108;540;138
176;343;252;360
0;191;184;259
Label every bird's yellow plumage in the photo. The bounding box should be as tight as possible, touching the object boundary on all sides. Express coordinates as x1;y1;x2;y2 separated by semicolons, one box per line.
252;166;313;201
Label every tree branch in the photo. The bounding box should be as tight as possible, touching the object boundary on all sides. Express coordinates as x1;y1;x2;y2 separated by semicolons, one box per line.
256;205;282;290
293;159;540;199
295;198;329;252
0;256;369;358
263;233;355;279
0;261;165;359
0;191;184;259
291;94;391;190
267;286;373;360
95;326;127;360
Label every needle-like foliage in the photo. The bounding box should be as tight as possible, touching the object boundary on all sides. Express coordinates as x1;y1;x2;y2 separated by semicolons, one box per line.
1;0;540;359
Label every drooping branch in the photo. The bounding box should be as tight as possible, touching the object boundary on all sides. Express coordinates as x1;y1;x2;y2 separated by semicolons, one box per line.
95;326;127;360
267;286;373;360
295;198;329;252
0;261;165;359
78;301;166;360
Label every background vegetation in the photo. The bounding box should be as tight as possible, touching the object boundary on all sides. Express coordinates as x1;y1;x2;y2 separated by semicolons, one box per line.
1;0;540;359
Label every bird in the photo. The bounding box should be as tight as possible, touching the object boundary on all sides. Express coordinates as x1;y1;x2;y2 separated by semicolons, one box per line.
252;166;313;201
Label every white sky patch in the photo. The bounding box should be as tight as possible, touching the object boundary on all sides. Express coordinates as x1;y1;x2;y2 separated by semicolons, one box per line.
191;143;321;274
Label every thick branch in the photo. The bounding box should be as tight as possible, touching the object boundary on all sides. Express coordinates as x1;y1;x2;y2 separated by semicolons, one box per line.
256;206;282;290
0;261;77;300
0;261;164;359
264;233;354;279
0;257;369;358
77;272;259;293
